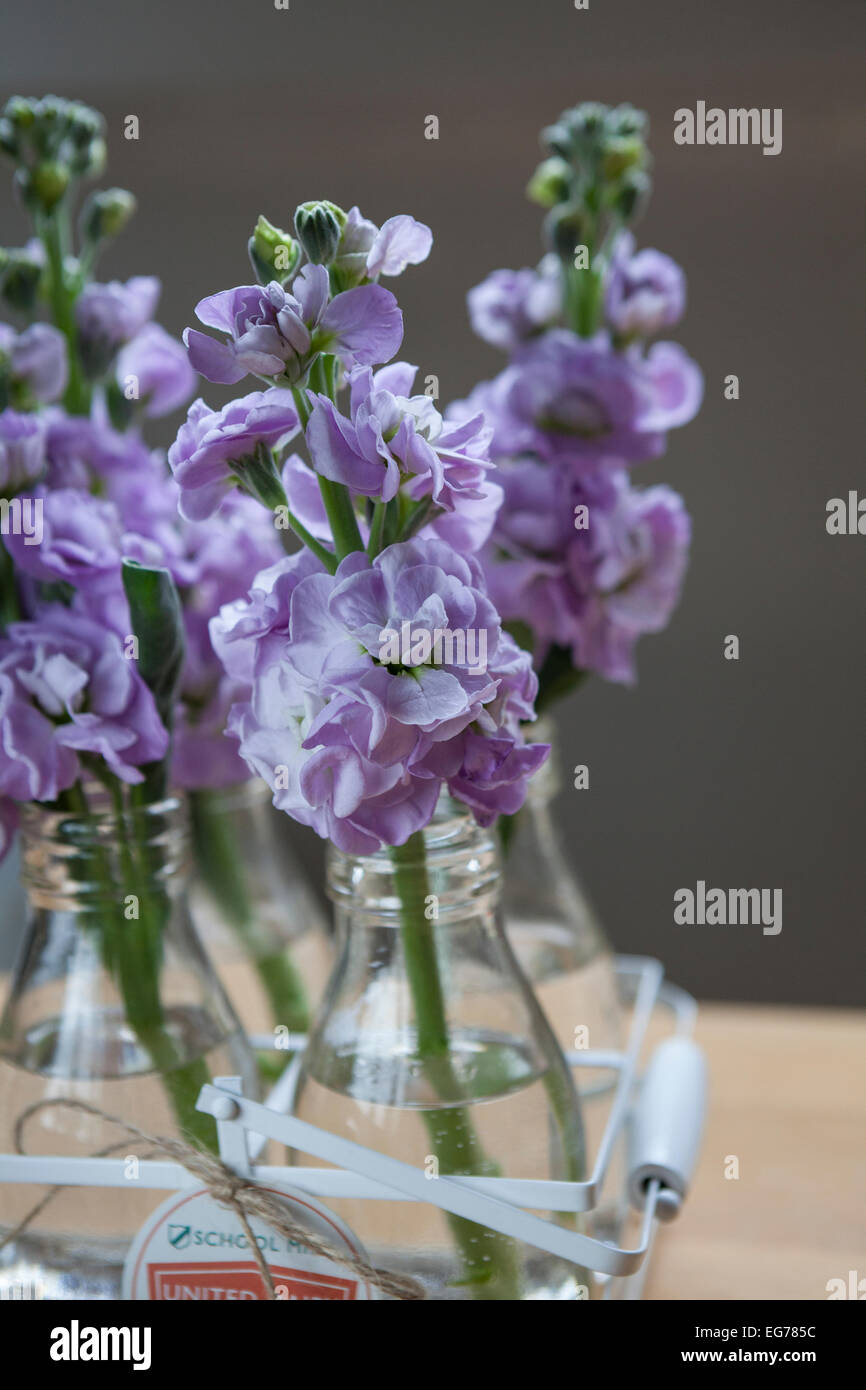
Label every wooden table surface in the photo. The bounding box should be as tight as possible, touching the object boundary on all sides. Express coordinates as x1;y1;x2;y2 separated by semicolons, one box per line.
644;1003;866;1301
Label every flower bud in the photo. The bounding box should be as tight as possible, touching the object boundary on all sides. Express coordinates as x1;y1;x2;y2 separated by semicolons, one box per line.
294;200;345;266
606;104;648;139
602;135;645;181
0;248;44;312
544;202;588;261
0;120;19;160
79;187;137;246
23;160;70;212
3;96;37;132
248;214;301;285
527;157;571;208
69;136;106;178
614;170;651;223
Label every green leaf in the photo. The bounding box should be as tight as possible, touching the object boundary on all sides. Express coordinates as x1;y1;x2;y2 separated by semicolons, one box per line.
121;558;185;732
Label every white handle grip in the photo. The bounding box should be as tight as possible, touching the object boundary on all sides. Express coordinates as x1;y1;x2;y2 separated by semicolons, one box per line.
628;1036;707;1220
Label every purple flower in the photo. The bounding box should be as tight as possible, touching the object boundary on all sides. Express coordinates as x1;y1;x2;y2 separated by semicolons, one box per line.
4;487;124;592
306;362;494;517
0;322;68;403
210;545;325;685
470;329;703;470
172;686;251;790
115;323;197;417
170;493;285;790
365;215;433;279
167;389;300;521
212;538;546;851
279;452;333;542
484;461;691;684
281;448;503;555
0;410;46;493
76;276;160;374
467;260;561;351
0;606;168;799
566;475;691;683
605;232;686;338
331;208;433;288
184;265;403;386
42;409;154;490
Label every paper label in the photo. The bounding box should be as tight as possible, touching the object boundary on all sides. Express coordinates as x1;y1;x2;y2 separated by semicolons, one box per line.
122;1184;375;1301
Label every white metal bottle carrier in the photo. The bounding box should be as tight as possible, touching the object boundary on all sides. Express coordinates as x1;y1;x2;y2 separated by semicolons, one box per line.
0;955;707;1300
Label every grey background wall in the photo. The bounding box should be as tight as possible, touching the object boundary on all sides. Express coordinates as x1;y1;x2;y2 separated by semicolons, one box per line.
1;0;863;1005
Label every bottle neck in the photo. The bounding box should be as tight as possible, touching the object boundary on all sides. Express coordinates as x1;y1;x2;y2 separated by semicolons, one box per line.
18;790;190;914
326;795;501;929
186;777;270;817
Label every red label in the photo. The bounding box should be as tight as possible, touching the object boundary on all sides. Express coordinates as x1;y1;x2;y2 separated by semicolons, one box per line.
147;1260;359;1301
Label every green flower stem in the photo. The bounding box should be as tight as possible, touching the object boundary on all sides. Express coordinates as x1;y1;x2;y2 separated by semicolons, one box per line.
291;385;312;429
316;475;364;562
366;500;387;558
566;260;605;338
234;445;336;571
60;779;218;1152
285;516;338;572
0;541;22;631
390;832;521;1298
189;787;312;1039
37;205;90;416
294;363;364;563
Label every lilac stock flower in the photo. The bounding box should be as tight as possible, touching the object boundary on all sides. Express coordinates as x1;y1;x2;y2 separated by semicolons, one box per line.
281;448;503;555
0;322;68;403
115;323;197;417
0;410;46;493
184;265;403;387
365;215;433;279
467;259;561;352
0;605;168;800
306;362;495;517
567;475;691;683
76;276;160;374
210;545;325;686
4;487;125;592
211;539;546;850
484;461;691;684
468;329;702;470
332;207;433;287
42;409;154;490
605;232;686;338
167;389;300;521
170;493;285;789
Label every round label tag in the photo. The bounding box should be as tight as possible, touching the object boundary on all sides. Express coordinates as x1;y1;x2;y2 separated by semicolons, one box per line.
122;1184;376;1301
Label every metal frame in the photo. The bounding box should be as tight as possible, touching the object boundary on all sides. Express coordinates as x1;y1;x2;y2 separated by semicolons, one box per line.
0;955;707;1294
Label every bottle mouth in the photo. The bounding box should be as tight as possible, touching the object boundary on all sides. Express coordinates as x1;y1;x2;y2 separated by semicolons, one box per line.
325;794;501;917
180;777;271;816
18;790;190;908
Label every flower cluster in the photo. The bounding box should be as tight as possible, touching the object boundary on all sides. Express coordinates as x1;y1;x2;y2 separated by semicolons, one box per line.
0;95;286;854
172;198;548;849
484;461;691;685
465;102;702;691
212;541;545;852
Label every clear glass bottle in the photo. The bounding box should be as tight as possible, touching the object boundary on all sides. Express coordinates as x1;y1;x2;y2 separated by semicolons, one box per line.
187;779;332;1076
292;798;589;1300
501;718;622;1090
500;717;625;1245
0;792;257;1301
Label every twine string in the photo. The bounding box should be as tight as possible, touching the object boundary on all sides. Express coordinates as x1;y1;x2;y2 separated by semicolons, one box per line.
5;1098;426;1301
